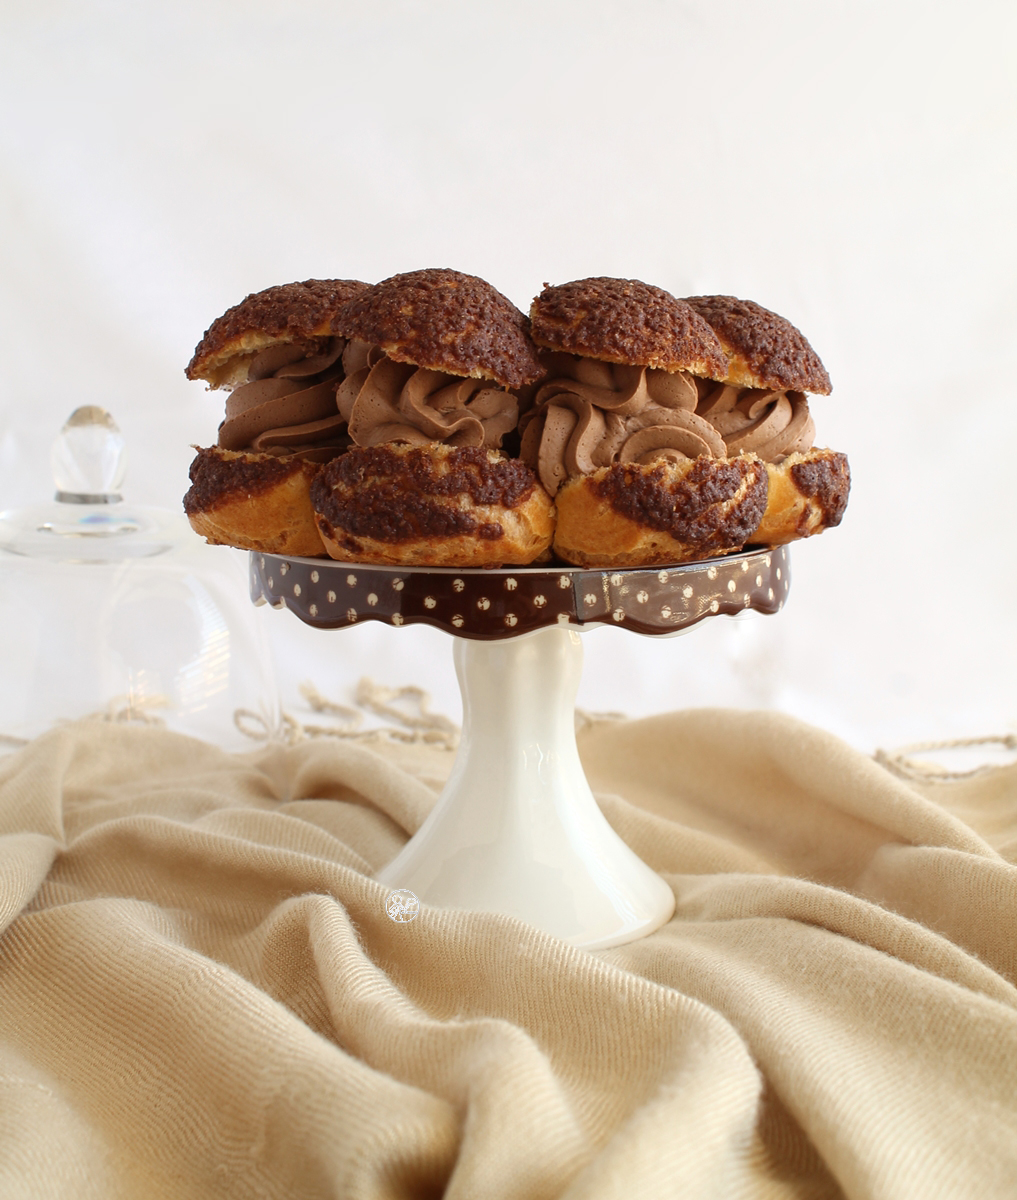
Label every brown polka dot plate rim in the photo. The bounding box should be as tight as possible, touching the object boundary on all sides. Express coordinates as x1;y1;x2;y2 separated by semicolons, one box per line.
249;546;790;641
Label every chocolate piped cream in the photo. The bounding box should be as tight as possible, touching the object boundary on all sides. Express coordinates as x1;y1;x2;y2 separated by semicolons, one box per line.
519;354;726;496
520;353;819;495
217;337;349;462
695;382;815;461
336;340;519;449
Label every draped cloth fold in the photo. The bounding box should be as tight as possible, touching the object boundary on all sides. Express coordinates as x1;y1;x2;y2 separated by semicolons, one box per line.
1;712;1015;1199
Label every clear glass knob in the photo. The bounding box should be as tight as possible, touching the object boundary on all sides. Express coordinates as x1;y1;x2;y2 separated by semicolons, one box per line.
51;406;128;503
1;407;157;555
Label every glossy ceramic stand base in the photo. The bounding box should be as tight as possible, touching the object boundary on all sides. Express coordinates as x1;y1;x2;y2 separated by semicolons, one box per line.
375;625;676;950
252;547;790;949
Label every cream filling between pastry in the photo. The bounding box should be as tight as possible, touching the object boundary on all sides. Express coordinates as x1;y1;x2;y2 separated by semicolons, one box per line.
217;338;349;461
336;340;519;449
520;354;816;496
694;381;815;461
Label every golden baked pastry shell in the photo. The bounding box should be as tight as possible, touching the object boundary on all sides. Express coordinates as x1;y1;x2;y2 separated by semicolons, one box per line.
335;268;545;388
186;278;369;389
553;455;769;568
183;447;328;557
530;277;729;378
752;448;850;545
311;443;555;568
683;295;832;394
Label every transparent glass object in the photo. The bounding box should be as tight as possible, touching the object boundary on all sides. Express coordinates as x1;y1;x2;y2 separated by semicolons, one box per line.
0;408;280;749
253;547;791;949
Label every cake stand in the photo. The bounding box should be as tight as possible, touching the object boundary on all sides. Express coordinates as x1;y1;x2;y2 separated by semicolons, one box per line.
250;546;790;950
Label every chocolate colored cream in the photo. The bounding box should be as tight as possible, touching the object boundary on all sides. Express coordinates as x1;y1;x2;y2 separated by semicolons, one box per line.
336;340;519;449
520;354;724;496
695;381;815;461
217;338;349;462
520;353;817;495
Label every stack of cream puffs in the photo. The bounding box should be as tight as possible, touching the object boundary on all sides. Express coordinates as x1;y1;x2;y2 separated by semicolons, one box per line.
183;271;849;568
311;268;554;567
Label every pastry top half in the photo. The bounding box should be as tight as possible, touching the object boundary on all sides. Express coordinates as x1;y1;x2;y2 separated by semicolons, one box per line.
186;278;370;389
529;277;729;377
683;295;832;394
335;268;545;388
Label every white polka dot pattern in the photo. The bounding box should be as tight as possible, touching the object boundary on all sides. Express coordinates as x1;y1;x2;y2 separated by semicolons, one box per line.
248;547;791;641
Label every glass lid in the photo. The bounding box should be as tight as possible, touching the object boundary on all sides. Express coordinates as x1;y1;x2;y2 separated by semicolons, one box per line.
0;406;180;561
0;407;280;750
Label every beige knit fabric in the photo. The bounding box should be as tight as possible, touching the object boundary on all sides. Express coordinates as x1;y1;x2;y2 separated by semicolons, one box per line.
1;711;1015;1199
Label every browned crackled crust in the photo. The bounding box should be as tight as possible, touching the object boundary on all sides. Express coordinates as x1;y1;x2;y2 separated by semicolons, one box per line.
529;277;729;378
334;268;545;388
553;455;768;568
751;448;850;545
183;446;327;557
310;443;555;567
186;279;370;387
683;295;832;394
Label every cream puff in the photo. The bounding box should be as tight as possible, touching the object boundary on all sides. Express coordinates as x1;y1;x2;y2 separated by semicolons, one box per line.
681;294;850;545
183;277;369;555
524;276;771;567
310;268;554;568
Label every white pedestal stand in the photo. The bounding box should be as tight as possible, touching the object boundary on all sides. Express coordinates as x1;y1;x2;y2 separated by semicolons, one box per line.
252;545;790;952
375;625;676;950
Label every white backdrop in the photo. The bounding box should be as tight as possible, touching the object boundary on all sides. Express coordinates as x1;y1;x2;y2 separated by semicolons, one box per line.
2;1;1015;750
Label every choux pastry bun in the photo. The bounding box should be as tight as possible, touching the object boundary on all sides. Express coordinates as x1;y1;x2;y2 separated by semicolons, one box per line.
682;294;850;546
183;278;369;555
310;268;554;567
524;277;772;566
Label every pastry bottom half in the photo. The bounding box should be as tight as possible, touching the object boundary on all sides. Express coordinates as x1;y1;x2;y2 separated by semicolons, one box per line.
310;443;555;568
183;446;328;557
552;454;769;568
751;448;851;545
183;443;849;570
553;447;850;568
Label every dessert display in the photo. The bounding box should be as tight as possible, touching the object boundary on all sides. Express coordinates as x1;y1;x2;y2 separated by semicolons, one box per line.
180;273;834;949
522;277;849;568
183;270;848;571
183;278;369;556
310;268;554;567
